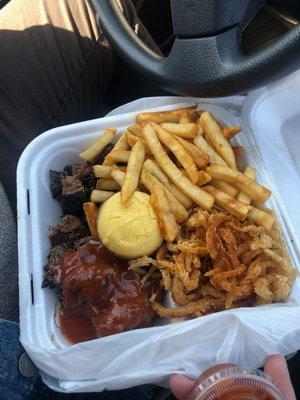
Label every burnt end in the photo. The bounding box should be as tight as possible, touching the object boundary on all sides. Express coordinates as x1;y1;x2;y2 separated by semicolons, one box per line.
42;244;70;288
72;163;93;181
61;176;86;215
43;268;64;289
82;172;97;195
63;165;73;175
74;236;95;249
42;270;59;289
72;163;97;195
94;143;114;165
48;244;69;265
43;236;93;289
51;163;97;210
49;170;65;200
42;234;91;289
49;215;88;247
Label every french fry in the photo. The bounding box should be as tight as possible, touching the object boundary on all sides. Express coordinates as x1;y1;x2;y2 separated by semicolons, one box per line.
121;141;145;205
83;202;99;239
127;124;143;138
248;207;275;230
210;179;238;197
96;179;120;191
197;171;211;187
203;185;251;220
206;164;271;204
116;165;126;172
200;112;237;169
93;165;126;178
179;109;192;123
193;135;227;166
196;113;204;136
223;125;242;140
143;124;214;210
174;135;209;168
79;128;116;162
197;124;204;136
105;150;131;164
143;159;192;208
151;123;199;184
136;106;197;125
103;132;129;165
110;168;126;187
160;123;198;139
127;130;170;155
151;186;179;241
90;190;114;203
140;168;188;223
126;132;152;155
115;131;129;150
93;165;113;179
237;166;256;204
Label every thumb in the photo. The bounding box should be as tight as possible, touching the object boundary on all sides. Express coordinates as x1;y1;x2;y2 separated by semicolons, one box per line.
264;354;296;400
170;374;195;400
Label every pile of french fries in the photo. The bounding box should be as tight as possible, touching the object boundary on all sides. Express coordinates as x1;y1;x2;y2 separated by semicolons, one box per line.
79;105;275;242
76;107;299;318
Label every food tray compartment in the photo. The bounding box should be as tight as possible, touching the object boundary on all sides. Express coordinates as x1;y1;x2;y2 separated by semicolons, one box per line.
17;100;300;351
17;93;300;392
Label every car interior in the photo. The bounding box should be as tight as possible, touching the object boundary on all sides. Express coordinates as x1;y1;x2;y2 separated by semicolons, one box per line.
1;0;300;398
103;0;300;112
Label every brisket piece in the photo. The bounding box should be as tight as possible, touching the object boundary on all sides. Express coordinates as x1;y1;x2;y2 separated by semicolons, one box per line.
49;170;66;200
49;215;88;247
61;176;86;215
50;163;97;214
63;165;73;175
72;163;97;196
42;244;70;288
44;216;90;288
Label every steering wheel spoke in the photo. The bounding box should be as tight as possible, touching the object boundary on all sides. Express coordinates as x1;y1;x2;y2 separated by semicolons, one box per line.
92;0;300;97
170;0;266;37
164;27;243;96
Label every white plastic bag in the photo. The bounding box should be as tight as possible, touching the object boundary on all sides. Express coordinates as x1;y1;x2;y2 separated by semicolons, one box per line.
18;84;300;393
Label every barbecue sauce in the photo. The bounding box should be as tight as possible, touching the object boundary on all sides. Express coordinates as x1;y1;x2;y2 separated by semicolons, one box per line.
58;241;155;344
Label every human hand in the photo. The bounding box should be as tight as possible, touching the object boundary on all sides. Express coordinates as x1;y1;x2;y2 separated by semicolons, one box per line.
170;355;296;400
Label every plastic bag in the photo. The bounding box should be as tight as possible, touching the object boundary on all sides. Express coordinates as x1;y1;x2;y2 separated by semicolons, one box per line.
18;93;300;393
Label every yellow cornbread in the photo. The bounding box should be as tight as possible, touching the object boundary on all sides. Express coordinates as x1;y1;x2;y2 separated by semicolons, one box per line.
97;191;163;258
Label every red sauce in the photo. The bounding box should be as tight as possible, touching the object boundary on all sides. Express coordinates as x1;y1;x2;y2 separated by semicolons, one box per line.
60;312;96;344
57;241;155;344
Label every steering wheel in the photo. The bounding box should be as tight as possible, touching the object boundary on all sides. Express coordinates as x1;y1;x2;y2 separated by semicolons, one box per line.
92;0;300;97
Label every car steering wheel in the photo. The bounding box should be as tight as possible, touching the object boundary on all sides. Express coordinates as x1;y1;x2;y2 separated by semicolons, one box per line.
92;0;300;97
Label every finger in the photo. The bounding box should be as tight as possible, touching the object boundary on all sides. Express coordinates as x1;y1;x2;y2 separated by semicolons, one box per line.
170;374;195;400
264;354;296;400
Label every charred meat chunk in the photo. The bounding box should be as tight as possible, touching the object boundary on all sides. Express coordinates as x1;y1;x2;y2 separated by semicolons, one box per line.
49;215;88;247
72;163;97;195
63;165;73;175
49;170;65;200
42;244;70;288
72;163;92;181
50;163;97;211
49;243;69;265
73;236;93;249
61;176;86;215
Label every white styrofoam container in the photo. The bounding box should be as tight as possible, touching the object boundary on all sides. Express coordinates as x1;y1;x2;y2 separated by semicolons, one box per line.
17;72;300;392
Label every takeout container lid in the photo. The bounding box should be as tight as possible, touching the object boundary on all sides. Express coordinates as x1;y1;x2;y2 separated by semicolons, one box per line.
17;71;300;392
